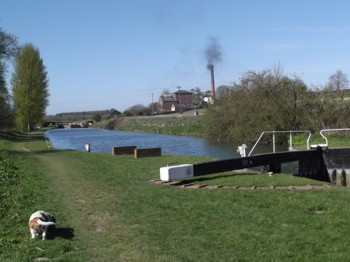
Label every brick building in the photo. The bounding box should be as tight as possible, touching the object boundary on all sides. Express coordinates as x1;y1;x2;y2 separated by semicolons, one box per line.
157;90;193;113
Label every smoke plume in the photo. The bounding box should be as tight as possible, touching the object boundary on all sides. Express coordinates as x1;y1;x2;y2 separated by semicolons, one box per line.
205;36;222;66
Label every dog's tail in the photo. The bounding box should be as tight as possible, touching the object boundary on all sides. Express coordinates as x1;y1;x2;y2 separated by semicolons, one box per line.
37;220;56;226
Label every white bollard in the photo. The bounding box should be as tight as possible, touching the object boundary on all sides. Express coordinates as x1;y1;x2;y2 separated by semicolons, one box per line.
85;144;91;152
237;144;247;157
160;164;194;181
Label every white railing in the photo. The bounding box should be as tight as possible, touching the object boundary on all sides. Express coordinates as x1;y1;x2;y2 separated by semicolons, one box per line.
317;128;350;148
248;130;312;156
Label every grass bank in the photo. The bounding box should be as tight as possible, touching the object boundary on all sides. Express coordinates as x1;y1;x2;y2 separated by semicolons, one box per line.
291;132;350;150
103;112;205;136
1;131;350;261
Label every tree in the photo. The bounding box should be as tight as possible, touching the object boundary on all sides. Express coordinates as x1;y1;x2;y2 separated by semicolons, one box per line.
203;66;311;141
216;85;231;99
93;113;102;122
305;70;350;129
0;27;19;62
123;104;150;116
306;86;350;130
0;64;13;126
11;44;49;131
108;108;121;118
190;87;203;107
0;27;19;128
162;88;171;95
326;70;349;91
326;70;349;101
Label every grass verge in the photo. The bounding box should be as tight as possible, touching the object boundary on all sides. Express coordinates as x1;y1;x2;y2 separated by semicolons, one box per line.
111;115;205;136
1;131;350;261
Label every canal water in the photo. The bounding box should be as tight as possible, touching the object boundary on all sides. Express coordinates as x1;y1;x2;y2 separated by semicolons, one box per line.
45;128;288;159
45;128;237;158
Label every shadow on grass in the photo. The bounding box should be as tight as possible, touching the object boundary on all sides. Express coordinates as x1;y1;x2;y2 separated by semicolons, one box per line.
0;130;44;142
9;150;58;158
183;172;259;184
48;227;75;240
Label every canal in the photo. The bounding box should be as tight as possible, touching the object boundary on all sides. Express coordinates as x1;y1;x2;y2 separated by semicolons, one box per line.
45;128;288;159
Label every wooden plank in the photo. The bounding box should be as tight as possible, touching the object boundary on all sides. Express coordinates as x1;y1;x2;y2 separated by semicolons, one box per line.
112;146;137;155
134;148;161;158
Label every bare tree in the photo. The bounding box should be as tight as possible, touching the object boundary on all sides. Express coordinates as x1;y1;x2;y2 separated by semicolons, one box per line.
326;70;349;101
327;70;349;91
162;88;171;96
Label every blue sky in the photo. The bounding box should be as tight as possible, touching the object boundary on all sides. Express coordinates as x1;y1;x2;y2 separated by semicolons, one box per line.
2;0;350;115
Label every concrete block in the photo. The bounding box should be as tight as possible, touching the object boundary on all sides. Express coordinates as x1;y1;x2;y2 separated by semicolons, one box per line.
160;164;194;181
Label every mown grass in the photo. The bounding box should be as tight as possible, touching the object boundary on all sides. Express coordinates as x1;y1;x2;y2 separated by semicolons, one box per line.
185;171;326;187
0;137;72;261
293;132;350;150
312;133;350;148
1;131;350;261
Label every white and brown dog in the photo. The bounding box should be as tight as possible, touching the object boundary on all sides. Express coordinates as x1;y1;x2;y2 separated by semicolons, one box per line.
29;211;56;240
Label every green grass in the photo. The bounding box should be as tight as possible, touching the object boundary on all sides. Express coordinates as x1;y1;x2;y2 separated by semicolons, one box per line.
1;131;350;261
315;133;350;148
184;171;326;187
114;115;205;136
293;132;350;150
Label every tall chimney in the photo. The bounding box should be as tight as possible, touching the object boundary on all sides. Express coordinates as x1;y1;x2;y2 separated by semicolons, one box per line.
208;64;215;102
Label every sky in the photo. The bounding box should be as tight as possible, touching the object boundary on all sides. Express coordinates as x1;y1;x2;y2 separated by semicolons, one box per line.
2;0;350;115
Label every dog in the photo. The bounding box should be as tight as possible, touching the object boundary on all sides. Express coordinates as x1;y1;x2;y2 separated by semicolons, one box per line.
29;211;56;240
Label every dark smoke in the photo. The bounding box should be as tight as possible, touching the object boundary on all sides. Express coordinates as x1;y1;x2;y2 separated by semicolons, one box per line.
205;36;222;66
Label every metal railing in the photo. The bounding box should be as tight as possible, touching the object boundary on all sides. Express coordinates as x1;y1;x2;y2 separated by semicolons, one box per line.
248;130;312;156
318;128;350;148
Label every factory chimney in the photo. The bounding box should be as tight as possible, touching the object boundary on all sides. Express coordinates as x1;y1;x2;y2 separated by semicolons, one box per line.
205;37;221;103
207;64;215;102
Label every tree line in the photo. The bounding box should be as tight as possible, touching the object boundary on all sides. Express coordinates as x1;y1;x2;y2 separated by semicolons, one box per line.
0;27;49;131
203;65;350;142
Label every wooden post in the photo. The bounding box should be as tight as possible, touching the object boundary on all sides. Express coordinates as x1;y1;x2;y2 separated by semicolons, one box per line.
112;146;137;155
134;148;161;158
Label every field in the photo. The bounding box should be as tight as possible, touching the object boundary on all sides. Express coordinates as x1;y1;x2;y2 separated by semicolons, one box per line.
1;131;350;261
